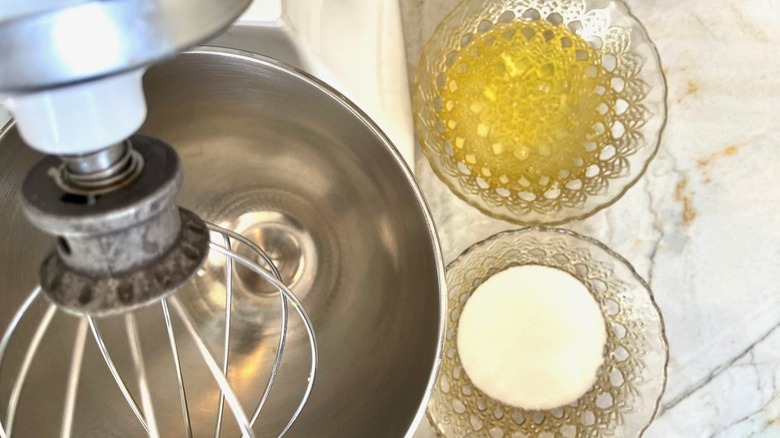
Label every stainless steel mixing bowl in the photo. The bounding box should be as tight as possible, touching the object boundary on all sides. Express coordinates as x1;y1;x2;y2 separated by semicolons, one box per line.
0;48;445;437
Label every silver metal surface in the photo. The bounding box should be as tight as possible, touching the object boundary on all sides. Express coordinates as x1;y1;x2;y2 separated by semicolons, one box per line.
0;0;251;92
36;208;209;316
58;141;143;195
0;48;445;436
232;211;317;297
61;142;127;176
21;136;181;237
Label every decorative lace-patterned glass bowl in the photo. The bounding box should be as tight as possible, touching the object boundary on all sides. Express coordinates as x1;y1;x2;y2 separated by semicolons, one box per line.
428;228;667;437
413;0;666;225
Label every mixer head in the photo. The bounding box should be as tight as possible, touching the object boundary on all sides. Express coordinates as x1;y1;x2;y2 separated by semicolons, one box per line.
0;1;318;436
0;0;254;306
0;0;254;157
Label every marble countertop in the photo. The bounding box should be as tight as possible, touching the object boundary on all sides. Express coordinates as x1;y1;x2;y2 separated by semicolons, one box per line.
400;0;780;436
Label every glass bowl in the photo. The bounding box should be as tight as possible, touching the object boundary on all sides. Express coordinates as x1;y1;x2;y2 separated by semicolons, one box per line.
428;228;668;437
413;0;666;225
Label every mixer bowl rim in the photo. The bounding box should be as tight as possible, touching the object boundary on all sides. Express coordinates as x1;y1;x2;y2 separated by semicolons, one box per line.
173;46;448;436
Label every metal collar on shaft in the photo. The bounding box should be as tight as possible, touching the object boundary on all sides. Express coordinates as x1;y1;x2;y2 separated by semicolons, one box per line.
20;135;210;316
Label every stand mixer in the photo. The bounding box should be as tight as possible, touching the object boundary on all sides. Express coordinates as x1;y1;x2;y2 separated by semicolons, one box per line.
0;1;321;436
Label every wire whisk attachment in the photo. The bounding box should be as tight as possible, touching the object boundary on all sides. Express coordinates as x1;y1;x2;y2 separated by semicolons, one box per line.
0;223;318;438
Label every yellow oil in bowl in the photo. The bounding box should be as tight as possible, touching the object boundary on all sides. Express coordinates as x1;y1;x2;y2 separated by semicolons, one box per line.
438;19;614;196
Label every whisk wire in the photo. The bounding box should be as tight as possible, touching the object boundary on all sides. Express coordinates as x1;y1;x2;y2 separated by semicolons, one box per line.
161;298;193;438
0;287;42;438
5;303;56;436
207;243;318;438
213;233;234;438
166;298;256;438
126;314;160;438
61;319;88;438
88;317;150;434
206;224;290;431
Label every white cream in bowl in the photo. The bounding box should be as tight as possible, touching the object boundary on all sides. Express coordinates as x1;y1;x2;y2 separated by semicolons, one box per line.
457;265;607;410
